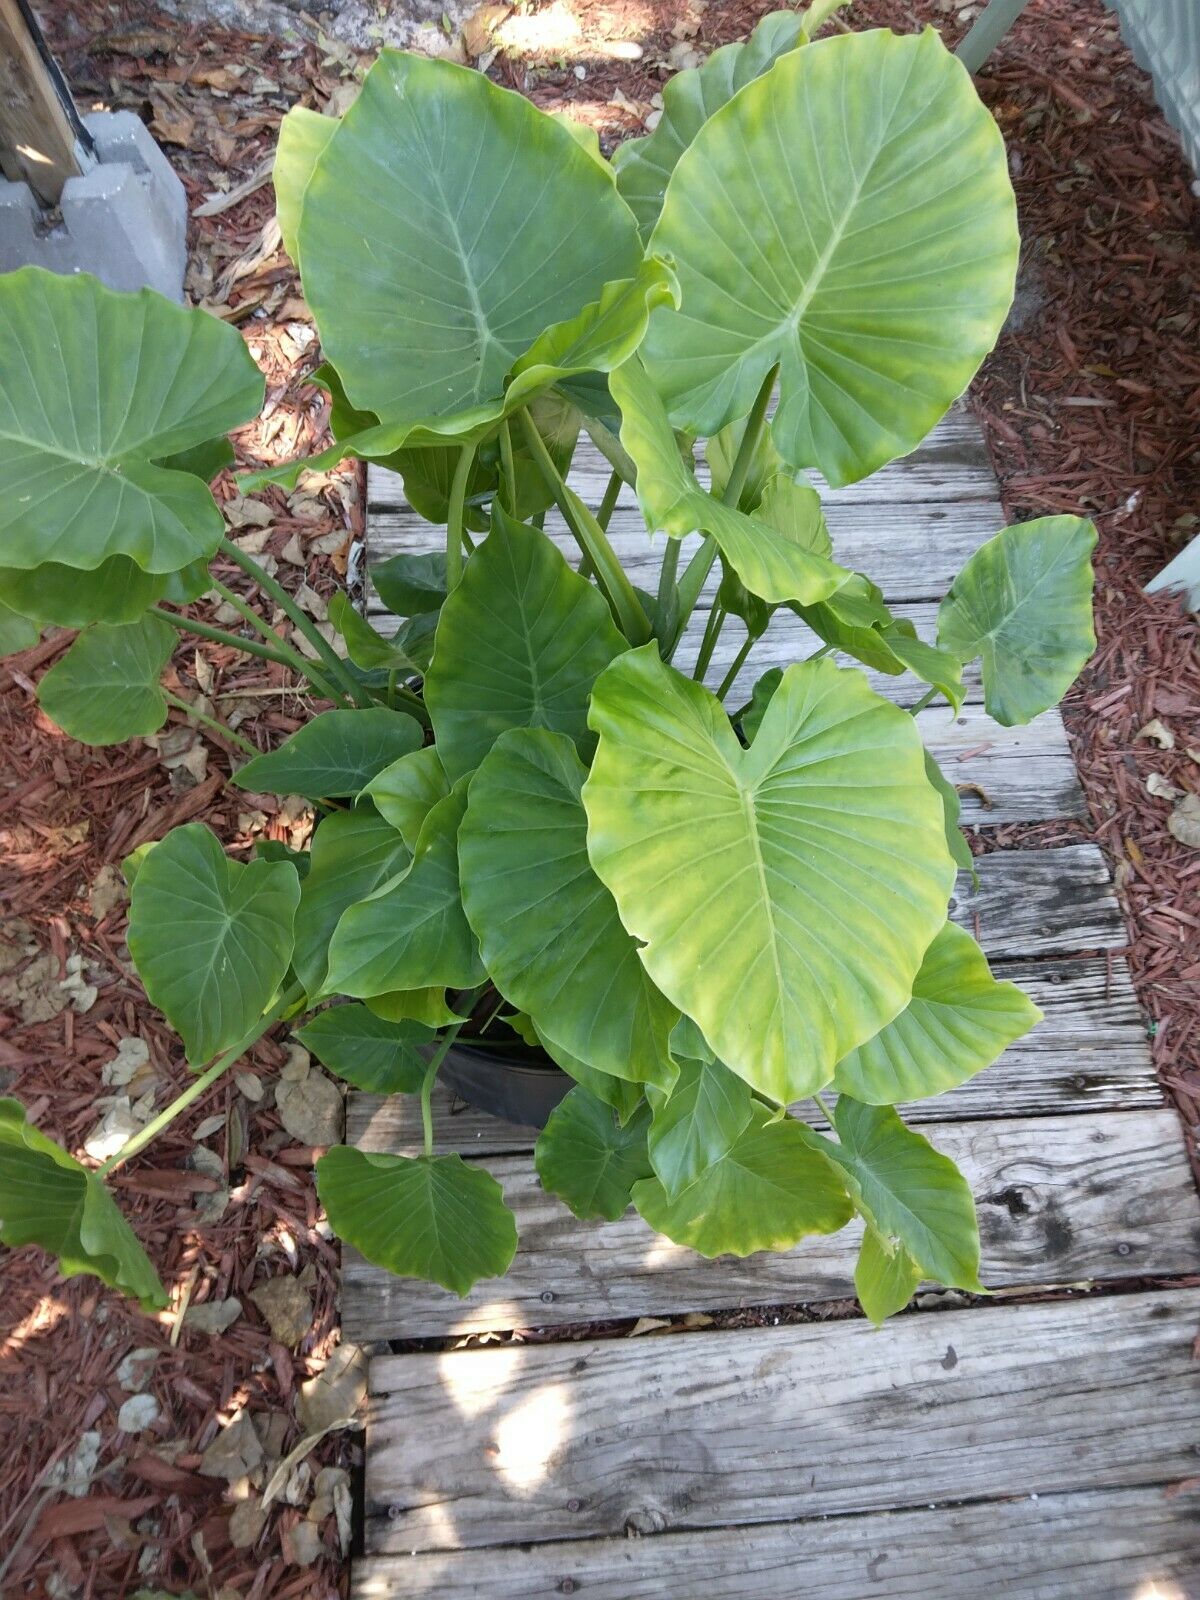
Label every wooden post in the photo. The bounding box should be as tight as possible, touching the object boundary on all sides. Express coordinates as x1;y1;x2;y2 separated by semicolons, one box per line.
0;0;91;206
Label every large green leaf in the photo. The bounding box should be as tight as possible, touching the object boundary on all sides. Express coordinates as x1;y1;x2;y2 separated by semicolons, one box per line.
362;747;450;851
460;728;678;1088
855;1224;921;1325
610;359;850;606
232;708;423;799
323;781;484;999
0;556;162;626
292;807;412;997
317;1146;517;1295
0;268;263;571
937;516;1097;726
275;104;338;265
924;750;976;881
633;1103;853;1257
296;52;641;434
820;1097;983;1291
366;988;466;1029
640;29;1019;485
37;615;175;745
126;823;300;1064
534;1087;653;1221
425;509;625;782
523;1017;645;1123
583;647;955;1102
296;1004;431;1094
371;551;448;618
613;9;804;240
833;921;1040;1104
646;1050;754;1200
0;1099;166;1309
0;597;36;657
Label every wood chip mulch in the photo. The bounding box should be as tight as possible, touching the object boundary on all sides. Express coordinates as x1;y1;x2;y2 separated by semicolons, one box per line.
0;1;1197;1596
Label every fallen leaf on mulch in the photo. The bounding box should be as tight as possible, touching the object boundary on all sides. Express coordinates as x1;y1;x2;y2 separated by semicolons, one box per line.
1168;794;1200;850
1147;772;1184;801
116;1347;158;1392
275;1065;342;1146
228;1496;268;1549
295;1343;367;1436
117;1393;161;1434
199;1409;264;1481
1137;717;1176;750
250;1265;316;1347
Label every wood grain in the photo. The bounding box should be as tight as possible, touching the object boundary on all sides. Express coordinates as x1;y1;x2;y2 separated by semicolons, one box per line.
353;1483;1200;1598
348;954;1155;1159
343;1109;1199;1341
363;1289;1200;1551
0;0;82;203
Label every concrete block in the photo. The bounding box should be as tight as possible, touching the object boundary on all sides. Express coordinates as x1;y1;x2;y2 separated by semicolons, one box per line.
0;111;187;300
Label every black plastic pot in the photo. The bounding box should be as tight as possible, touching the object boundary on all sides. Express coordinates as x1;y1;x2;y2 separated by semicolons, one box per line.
439;1040;570;1129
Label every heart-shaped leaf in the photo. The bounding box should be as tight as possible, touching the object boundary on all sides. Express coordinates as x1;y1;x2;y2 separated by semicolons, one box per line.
296;1004;431;1094
1;556;165;627
460;728;678;1087
855;1224;921;1325
0;268;263;572
534;1087;653;1221
0;1098;166;1309
296;52;642;434
362;747;450;851
833;921;1040;1104
38;615;175;745
316;1146;517;1295
640;29;1019;485
371;552;449;618
0;597;36;657
324;781;484;999
614;9;804;240
819;1097;983;1290
127;823;300;1064
610;359;850;607
583;647;955;1102
646;1050;754;1199
937;516;1097;725
292;807;412;998
232;708;423;799
632;1103;853;1257
425;509;625;782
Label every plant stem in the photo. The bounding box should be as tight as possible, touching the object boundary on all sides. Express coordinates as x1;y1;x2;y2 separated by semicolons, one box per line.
595;468;623;532
220;537;369;708
692;596;726;682
802;0;850;36
910;686;938;716
517;407;650;644
806;642;834;662
674;365;780;651
152;605;306;674
207;578;345;704
420;1023;465;1159
655;537;681;641
716;631;755;701
446;443;475;591
498;419;517;513
582;418;638;487
811;1090;838;1131
97;984;305;1178
162;688;258;758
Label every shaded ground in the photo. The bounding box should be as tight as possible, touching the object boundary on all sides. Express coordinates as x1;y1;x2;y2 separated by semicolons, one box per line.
0;1;1197;1594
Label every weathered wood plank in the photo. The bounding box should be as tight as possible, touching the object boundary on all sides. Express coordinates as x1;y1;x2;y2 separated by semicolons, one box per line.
343;1109;1198;1341
367;495;1005;608
363;1289;1200;1551
0;0;84;204
348;955;1155;1159
917;705;1084;822
945;844;1122;957
365;404;997;511
353;1482;1200;1599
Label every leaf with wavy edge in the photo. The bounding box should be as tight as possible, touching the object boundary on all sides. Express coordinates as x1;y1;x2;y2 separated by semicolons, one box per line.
614;9;805;240
425;509;625;782
0;268;263;571
38;615;175;745
582;646;955;1101
611;359;850;608
632;1102;853;1256
297;51;641;432
0;1099;166;1309
535;1088;653;1221
296;1004;431;1094
127;823;300;1065
923;750;976;883
640;29;1019;485
937;516;1097;726
795;574;965;711
323;780;484;999
317;1146;516;1295
232;708;423;800
460;728;678;1088
833;921;1040;1103
0;554;208;627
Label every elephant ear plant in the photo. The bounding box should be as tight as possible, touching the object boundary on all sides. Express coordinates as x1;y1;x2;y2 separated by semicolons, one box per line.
0;20;1098;1322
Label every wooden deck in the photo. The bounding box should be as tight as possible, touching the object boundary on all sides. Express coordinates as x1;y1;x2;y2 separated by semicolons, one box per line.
348;406;1200;1598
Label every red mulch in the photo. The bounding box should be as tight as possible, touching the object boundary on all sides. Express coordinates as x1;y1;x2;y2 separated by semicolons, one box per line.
0;1;1197;1595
